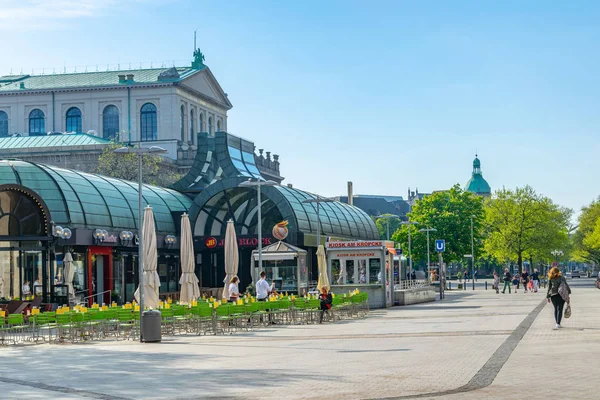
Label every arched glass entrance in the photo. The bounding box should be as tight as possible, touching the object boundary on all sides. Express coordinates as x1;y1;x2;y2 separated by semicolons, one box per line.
0;186;51;301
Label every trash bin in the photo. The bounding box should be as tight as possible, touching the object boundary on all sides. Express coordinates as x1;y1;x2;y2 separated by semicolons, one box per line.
141;310;162;342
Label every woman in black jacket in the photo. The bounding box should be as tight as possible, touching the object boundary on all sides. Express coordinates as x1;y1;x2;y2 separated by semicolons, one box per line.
319;286;333;324
547;267;571;329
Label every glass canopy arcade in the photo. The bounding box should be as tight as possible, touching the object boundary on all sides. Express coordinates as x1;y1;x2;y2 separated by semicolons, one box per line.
0;160;191;233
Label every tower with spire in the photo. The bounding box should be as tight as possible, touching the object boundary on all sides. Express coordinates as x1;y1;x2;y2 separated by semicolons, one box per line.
465;154;491;196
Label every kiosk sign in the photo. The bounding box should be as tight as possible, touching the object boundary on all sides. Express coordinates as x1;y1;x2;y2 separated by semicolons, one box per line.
326;240;383;249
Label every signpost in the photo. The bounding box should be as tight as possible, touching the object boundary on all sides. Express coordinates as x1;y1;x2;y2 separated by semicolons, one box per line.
436;240;445;300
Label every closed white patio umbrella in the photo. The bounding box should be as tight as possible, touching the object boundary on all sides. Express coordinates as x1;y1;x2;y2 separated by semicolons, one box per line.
179;213;200;303
134;206;160;308
222;219;239;300
316;245;329;291
63;252;75;297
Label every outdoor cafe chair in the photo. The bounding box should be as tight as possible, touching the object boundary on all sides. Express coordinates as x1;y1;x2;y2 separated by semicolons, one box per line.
229;304;248;332
190;303;213;335
0;314;30;345
214;304;233;335
160;308;176;336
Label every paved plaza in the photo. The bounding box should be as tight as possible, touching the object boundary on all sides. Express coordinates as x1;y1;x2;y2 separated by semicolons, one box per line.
1;279;598;400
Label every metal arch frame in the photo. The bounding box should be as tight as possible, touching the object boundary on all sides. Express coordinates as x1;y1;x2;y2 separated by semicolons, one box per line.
0;184;52;237
188;177;380;242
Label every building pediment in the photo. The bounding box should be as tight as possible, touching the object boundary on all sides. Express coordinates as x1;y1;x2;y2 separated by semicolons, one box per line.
178;68;232;109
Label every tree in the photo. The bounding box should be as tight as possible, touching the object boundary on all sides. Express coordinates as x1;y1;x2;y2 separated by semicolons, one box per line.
572;198;600;266
95;141;181;187
391;185;485;267
483;186;571;269
375;214;403;240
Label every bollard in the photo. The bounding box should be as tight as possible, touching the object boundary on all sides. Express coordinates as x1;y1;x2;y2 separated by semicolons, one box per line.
449;282;451;290
485;281;487;290
464;282;466;290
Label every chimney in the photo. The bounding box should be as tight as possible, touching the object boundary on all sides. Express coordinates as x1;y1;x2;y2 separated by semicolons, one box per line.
287;183;293;188
118;74;126;83
126;74;134;82
347;181;353;206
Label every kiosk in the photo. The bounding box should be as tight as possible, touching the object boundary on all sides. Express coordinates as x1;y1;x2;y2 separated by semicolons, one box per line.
326;240;395;308
251;241;308;295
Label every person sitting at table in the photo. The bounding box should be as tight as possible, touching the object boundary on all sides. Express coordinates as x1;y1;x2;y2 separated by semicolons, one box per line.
33;278;42;297
319;286;333;324
22;281;31;297
228;276;241;302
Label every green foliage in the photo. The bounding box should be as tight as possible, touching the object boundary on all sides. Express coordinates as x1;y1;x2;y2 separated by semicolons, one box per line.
391;185;485;264
375;214;403;240
572;198;600;265
95;139;181;187
483;186;571;268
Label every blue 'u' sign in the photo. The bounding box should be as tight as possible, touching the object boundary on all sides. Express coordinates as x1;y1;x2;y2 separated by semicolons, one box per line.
435;240;445;252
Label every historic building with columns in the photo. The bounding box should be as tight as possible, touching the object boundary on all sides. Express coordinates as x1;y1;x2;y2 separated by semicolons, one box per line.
0;50;282;180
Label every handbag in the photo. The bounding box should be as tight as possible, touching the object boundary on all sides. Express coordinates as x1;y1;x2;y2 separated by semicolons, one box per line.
564;302;572;319
558;278;570;302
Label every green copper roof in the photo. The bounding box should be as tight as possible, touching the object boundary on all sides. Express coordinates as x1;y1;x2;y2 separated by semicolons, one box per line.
0;134;109;150
465;156;491;195
0;160;192;233
0;66;202;92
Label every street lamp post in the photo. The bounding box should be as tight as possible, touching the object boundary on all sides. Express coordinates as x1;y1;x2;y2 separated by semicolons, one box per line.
375;214;400;241
302;196;336;247
239;179;278;274
470;215;475;290
400;220;418;279
114;144;167;342
419;228;437;279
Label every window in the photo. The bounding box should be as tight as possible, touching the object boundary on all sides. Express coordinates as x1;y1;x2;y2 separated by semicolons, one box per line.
199;113;204;132
140;103;157;141
0;111;8;137
66;107;82;133
189;109;195;142
28;109;45;136
180;104;185;141
208;116;213;135
217;119;221;132
102;105;119;140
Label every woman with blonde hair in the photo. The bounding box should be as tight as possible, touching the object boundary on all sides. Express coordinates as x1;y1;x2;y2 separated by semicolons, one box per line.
547;267;571;329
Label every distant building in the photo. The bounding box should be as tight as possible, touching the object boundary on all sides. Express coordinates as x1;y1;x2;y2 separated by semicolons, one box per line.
336;194;410;218
0;50;283;182
465;155;491;196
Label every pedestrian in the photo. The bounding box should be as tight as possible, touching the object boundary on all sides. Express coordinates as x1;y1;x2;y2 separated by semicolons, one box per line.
547;266;571;329
531;269;540;293
411;271;416;281
493;272;500;294
520;269;530;293
501;268;512;294
228;276;241;302
318;286;332;323
512;274;519;294
255;271;272;301
474;270;478;282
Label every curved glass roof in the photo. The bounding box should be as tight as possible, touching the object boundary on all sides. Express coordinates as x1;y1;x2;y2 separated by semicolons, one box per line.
190;177;379;240
0;160;191;233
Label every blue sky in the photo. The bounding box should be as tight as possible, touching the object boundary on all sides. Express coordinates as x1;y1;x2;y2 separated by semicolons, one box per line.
1;0;599;216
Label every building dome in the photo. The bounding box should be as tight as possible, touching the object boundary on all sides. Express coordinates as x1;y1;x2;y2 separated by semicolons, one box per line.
465;155;491;196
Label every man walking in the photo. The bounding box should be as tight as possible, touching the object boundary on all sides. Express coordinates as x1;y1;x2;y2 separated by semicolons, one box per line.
501;268;512;294
256;271;272;301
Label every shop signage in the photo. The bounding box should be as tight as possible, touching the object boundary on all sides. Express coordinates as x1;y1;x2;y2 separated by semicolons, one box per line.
201;236;273;249
334;252;376;258
326;241;383;249
272;220;289;241
205;237;218;249
104;234;118;244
